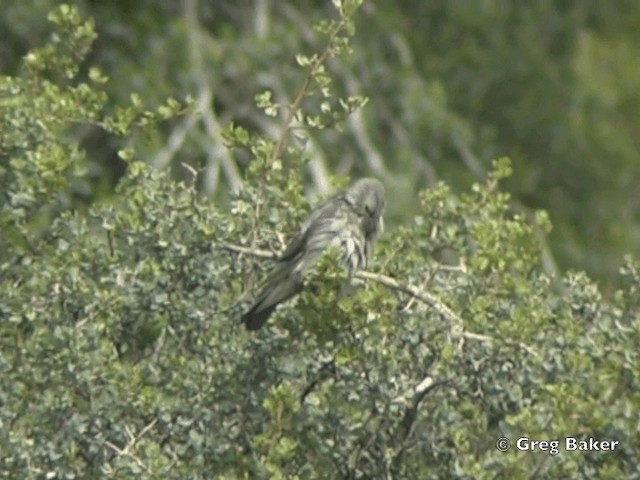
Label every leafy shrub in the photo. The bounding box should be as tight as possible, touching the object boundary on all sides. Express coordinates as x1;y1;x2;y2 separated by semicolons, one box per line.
1;4;638;479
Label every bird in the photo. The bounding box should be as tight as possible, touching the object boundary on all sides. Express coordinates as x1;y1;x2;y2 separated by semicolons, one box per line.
242;178;386;330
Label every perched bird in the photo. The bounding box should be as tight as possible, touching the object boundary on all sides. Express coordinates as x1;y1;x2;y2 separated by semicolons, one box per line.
242;178;386;330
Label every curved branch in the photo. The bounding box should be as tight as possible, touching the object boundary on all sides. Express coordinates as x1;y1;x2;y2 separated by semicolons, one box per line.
223;242;540;358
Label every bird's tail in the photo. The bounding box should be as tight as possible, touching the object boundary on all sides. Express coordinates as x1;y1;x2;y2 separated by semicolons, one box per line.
242;274;303;330
242;302;277;331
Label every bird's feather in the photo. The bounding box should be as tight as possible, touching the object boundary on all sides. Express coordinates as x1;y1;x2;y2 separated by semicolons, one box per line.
242;178;385;330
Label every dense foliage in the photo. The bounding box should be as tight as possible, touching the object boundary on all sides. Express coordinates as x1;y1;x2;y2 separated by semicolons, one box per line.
2;0;639;285
1;3;639;479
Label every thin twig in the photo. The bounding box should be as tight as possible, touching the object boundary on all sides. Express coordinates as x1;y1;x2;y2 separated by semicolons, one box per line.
104;418;158;473
267;16;351;167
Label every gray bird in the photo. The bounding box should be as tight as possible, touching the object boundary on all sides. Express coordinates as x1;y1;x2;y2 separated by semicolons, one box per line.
242;178;386;330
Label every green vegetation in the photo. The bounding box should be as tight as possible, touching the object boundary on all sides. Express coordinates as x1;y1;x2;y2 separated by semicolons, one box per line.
1;2;639;478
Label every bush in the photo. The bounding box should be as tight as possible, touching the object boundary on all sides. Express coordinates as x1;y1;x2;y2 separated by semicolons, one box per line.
1;4;638;479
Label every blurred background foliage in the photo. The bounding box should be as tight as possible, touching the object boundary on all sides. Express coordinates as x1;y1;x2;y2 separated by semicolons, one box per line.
2;0;639;288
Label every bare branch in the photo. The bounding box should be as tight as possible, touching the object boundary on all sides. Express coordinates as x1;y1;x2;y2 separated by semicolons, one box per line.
181;162;199;188
182;0;242;195
355;270;540;358
452;133;485;179
253;0;270;39
221;242;275;259
355;270;463;327
224;243;539;358
104;418;158;473
151;90;203;169
459;330;539;358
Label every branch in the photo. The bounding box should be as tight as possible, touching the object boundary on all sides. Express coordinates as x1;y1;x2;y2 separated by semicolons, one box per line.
390;376;449;470
183;0;242;194
104;418;158;472
459;330;539;358
151;98;201;169
221;242;275;259
253;108;332;195
452;133;485;179
355;270;463;327
224;243;540;358
355;270;539;358
267;13;353;167
299;358;337;405
343;71;387;177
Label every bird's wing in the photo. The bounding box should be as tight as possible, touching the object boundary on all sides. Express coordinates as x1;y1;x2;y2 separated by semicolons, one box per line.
276;196;344;262
277;228;309;264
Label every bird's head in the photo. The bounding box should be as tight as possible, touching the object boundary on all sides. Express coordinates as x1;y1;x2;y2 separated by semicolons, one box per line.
347;178;386;239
